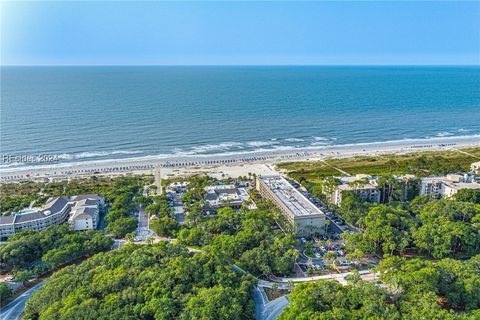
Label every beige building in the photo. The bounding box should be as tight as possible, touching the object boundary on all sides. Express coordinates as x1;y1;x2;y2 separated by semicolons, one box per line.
442;182;480;198
472;161;480;174
256;175;325;237
420;174;480;199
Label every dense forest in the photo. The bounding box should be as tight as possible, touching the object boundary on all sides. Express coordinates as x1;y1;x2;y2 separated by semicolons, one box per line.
340;193;480;258
24;242;256;320
281;255;480;320
0;225;112;278
177;206;298;277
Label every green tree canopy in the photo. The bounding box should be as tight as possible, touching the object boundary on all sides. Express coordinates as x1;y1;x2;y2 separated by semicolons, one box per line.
24;242;255;320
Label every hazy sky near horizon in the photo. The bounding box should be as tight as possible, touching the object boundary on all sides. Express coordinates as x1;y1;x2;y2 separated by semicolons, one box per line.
1;1;479;65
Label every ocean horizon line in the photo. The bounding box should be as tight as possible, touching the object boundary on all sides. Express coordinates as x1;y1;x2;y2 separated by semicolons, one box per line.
2;64;480;68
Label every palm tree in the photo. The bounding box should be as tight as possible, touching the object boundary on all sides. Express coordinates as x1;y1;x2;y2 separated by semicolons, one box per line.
378;175;401;203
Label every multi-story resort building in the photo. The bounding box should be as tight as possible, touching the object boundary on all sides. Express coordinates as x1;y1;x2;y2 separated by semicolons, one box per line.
329;174;381;206
0;194;104;240
325;174;418;206
68;194;104;231
203;185;250;212
0;196;72;240
420;174;480;199
256;175;325;237
419;177;444;199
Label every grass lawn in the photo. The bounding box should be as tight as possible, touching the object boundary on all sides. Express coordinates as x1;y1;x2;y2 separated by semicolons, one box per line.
276;147;480;183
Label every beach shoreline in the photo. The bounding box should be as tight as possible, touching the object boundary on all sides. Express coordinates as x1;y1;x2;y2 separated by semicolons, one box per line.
1;135;479;181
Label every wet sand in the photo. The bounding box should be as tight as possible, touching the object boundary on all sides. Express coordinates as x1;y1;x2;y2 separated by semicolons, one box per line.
1;135;479;181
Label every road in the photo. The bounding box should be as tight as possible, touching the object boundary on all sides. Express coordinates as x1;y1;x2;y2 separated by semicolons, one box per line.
253;285;290;320
0;282;44;320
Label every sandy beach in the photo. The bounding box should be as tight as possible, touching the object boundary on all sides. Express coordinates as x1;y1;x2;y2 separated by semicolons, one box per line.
1;135;479;181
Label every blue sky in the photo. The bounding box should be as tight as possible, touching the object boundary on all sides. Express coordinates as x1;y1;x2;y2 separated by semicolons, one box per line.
1;1;479;65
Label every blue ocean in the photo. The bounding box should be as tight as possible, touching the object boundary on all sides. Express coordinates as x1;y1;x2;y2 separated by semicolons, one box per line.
1;66;479;168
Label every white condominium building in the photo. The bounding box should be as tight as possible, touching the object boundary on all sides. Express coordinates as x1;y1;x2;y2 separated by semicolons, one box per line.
203;185;250;212
0;196;71;240
0;194;104;240
419;177;444;199
420;174;480;199
442;182;480;198
332;183;381;206
68;194;104;231
256;175;325;237
329;174;381;206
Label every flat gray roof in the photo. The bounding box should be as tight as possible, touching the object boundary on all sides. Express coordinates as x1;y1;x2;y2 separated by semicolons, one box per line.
259;175;325;218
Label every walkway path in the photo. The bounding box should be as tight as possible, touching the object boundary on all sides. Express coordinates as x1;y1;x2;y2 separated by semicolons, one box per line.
135;205;155;241
317;159;350;176
453;148;480;160
269;269;378;284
